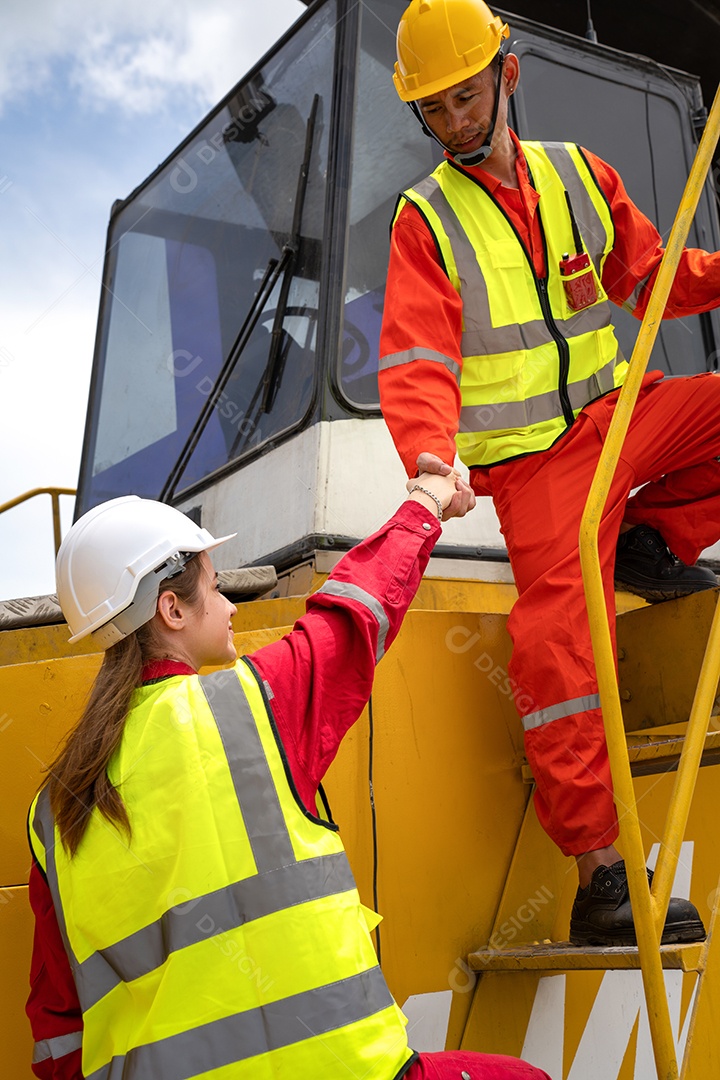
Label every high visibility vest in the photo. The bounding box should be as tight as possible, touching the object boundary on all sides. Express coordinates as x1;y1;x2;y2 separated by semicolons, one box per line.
394;141;626;467
29;661;415;1080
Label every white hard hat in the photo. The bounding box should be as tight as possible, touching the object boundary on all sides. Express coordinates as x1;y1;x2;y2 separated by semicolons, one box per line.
56;495;235;649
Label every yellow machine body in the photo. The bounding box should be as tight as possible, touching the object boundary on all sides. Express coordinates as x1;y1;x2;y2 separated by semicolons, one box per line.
3;567;719;1078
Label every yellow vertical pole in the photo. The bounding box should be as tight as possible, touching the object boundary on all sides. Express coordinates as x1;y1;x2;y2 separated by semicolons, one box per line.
579;83;720;1080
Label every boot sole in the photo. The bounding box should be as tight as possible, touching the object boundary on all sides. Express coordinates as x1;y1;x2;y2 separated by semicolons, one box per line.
569;919;707;948
613;577;718;604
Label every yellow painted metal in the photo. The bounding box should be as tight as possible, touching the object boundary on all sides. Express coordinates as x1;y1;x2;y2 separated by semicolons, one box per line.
460;764;719;1074
5;568;720;1074
680;874;720;1078
652;595;720;925
0;886;35;1080
468;942;704;972
0;487;76;556
625;729;720;775
578;77;720;1080
616;589;720;733
0;654;102;883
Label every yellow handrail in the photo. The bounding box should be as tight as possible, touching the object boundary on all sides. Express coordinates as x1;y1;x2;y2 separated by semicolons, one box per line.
578;82;720;1080
0;487;76;557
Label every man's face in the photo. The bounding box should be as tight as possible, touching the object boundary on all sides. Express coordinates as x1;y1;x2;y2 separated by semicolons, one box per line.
418;63;503;158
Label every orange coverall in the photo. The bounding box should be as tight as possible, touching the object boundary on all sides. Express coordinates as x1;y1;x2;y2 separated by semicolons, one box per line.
379;132;720;854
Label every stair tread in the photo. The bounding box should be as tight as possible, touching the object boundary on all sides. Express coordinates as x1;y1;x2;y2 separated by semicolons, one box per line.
468;940;704;972
626;728;720;758
524;727;720;782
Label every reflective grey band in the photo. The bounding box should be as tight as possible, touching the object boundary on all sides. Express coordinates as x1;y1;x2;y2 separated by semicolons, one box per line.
624;269;655;314
408;171;612;358
315;580;390;661
459;354;618;433
33;1031;83;1064
523;693;602;731
461;299;612;357
33;789;80;972
200;667;296;874
74;852;356;1011
379;347;461;383
541;142;608;277
409;175;515;355
85;967;394;1080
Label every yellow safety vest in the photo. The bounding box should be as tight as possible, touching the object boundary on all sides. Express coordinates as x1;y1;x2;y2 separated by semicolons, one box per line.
29;661;415;1080
391;141;626;467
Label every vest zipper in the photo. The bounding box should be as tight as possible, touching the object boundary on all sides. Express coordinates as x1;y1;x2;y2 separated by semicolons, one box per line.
536;276;574;425
445;158;576;430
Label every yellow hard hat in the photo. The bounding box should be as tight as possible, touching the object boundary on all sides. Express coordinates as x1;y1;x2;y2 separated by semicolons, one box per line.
394;0;510;102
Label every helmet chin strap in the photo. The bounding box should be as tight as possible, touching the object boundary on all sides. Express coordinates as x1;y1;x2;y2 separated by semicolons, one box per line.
409;51;506;168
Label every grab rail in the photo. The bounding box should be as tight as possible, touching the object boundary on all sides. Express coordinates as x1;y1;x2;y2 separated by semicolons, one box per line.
0;487;76;557
578;82;720;1080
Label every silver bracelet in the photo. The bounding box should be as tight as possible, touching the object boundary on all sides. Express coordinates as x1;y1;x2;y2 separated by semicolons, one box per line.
409;484;443;521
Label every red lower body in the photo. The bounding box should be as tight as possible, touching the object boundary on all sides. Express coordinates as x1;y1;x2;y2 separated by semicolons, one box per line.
473;371;720;856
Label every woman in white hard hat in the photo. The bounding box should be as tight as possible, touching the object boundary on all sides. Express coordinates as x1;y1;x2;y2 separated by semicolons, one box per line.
26;476;550;1080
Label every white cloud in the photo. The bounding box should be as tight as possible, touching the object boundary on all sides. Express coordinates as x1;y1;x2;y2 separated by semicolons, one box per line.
0;0;305;601
0;0;305;116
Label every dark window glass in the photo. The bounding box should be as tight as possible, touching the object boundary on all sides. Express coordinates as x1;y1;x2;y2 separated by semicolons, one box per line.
338;0;441;409
83;3;335;505
514;47;712;375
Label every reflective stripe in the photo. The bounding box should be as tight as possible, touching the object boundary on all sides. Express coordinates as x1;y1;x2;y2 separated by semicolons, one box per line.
315;580;389;661
624;269;654;314
74;852;355;1011
33;1031;83;1064
411;176;523;356
461;299;612;357
200;667;296;874
84;967;394;1080
379;347;461;382
33;789;80;972
460;354;618;433
542;143;607;277
523;694;602;731
409;175;613;358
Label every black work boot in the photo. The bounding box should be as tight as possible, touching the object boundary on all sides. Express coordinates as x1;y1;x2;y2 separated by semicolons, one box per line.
615;524;717;603
569;860;706;946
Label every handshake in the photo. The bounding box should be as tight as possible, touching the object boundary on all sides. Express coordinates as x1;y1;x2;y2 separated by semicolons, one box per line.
406;451;476;522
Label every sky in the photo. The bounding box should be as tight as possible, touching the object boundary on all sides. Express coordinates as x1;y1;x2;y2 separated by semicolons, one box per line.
0;0;306;602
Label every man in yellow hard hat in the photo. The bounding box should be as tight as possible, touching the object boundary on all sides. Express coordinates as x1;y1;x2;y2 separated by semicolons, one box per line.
380;0;720;945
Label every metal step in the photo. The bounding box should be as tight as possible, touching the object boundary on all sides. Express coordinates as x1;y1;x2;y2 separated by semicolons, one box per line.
522;726;720;783
468;940;704;972
626;727;720;775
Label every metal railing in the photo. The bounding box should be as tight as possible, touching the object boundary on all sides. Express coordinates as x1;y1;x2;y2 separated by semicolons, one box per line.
578;85;720;1080
0;487;76;557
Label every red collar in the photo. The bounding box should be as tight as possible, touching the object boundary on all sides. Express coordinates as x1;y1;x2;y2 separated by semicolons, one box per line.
444;129;529;191
141;659;197;682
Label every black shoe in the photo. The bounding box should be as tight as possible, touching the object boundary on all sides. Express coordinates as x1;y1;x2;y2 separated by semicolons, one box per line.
615;524;717;603
569;860;706;946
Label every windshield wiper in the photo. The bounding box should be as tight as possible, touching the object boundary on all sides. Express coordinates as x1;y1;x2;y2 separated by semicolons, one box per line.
258;93;320;415
161;94;320;502
160;254;284;503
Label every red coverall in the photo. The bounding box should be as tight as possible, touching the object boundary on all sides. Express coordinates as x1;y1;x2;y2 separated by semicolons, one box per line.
379;131;720;856
26;502;549;1080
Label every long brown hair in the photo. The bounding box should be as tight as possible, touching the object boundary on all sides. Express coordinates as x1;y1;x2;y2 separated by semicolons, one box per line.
47;555;206;856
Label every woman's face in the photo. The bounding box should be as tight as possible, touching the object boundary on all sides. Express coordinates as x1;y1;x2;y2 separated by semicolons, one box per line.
180;552;238;670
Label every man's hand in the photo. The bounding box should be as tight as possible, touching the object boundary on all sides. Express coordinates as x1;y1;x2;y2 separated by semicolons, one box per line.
407;456;476;521
444;474;476;519
416;452;476;520
416;451;454;477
